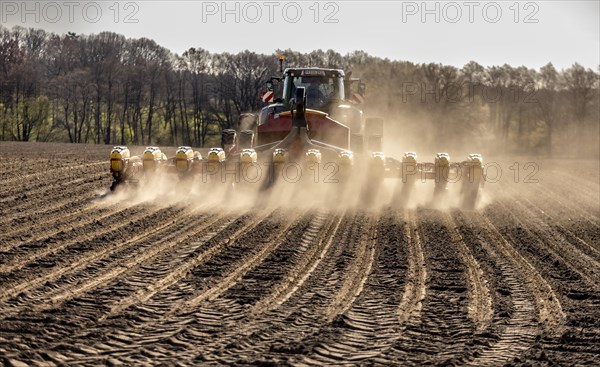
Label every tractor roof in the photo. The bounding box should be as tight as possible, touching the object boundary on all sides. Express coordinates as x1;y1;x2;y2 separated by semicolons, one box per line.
284;68;345;77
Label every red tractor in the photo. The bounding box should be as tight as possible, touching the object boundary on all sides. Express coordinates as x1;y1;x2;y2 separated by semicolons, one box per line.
215;58;390;188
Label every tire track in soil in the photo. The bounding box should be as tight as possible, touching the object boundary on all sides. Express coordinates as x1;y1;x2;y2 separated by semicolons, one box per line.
0;202;192;303
475;211;565;333
176;212;309;310
481;203;600;365
373;209;475;365
167;209;345;364
62;210;308;361
302;208;489;365
0;209;292;363
250;210;344;313
2;142;598;366
0;196;101;240
162;210;370;365
212;208;421;366
35;206;234;314
452;210;540;366
298;209;411;365
0;205;196;316
396;209;427;325
91;209;319;364
195;211;380;365
0;208;260;359
442;212;493;331
0;191;101;236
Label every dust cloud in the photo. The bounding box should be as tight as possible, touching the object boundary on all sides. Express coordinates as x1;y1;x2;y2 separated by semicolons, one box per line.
98;159;490;214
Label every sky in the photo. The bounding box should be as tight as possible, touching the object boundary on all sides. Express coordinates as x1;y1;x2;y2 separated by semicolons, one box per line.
1;0;598;70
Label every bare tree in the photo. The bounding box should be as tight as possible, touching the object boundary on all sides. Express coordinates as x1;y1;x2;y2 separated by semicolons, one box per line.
1;25;598;157
537;63;559;155
563;63;598;151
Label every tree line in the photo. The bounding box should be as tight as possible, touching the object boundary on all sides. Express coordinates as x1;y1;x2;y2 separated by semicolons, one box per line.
0;25;598;156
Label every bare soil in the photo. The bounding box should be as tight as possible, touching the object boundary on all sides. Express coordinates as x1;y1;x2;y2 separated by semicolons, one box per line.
0;141;599;366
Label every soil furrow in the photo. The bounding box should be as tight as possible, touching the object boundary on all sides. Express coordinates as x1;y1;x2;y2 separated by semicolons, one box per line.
39;207;234;312
0;170;106;212
250;210;344;313
442;212;493;330
299;210;407;365
192;211;375;365
547;169;600;199
0;204;153;275
0;202;127;253
379;209;475;365
175;210;310;313
497;197;600;286
157;209;345;364
0;176;107;229
0;209;258;357
525;180;600;229
103;208;298;320
98;210;317;363
0;199;112;246
0;143;598;366
397;209;427;325
536;178;600;221
453;210;539;366
0;161;105;187
476;211;565;332
4;209;286;362
0;206;194;315
511;183;600;256
482;203;600;365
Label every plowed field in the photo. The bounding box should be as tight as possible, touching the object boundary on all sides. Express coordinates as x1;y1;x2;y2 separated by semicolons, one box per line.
1;142;599;366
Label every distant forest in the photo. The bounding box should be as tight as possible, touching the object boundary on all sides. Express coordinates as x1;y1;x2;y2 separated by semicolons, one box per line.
0;25;598;156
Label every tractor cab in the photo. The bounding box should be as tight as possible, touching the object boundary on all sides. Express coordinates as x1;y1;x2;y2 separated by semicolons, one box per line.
281;68;345;112
256;61;370;151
